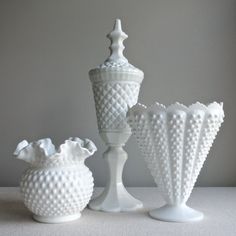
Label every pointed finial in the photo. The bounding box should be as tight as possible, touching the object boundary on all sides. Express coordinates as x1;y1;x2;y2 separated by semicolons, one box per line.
106;19;128;63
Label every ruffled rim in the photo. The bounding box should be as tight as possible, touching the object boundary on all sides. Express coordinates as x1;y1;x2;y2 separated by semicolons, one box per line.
14;137;97;165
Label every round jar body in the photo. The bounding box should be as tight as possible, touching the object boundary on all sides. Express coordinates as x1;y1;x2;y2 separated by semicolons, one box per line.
20;164;94;223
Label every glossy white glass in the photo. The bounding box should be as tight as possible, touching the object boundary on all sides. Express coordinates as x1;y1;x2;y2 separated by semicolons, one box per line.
14;137;97;223
128;102;224;222
89;19;144;212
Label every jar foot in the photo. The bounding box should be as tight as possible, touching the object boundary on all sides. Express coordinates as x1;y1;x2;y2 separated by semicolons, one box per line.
33;213;81;223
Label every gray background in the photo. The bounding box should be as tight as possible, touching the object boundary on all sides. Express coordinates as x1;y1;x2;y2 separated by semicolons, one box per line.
0;0;235;187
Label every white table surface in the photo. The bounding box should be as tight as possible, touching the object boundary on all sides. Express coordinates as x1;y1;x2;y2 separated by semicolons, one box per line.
0;187;235;236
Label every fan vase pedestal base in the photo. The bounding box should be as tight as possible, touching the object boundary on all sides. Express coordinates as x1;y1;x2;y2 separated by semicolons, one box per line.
33;213;81;224
89;145;143;212
149;204;204;222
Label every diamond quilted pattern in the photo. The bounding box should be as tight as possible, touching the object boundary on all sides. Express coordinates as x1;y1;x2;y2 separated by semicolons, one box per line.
93;82;140;130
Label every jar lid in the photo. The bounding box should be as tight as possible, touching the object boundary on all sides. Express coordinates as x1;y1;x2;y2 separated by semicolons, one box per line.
89;19;144;84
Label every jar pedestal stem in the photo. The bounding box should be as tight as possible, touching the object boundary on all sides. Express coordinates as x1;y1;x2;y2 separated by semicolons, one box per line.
89;146;143;212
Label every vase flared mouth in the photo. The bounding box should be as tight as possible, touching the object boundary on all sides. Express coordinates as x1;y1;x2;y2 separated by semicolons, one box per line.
128;101;224;117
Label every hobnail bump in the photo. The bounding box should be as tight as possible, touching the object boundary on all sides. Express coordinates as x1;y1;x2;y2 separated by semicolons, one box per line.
127;102;224;222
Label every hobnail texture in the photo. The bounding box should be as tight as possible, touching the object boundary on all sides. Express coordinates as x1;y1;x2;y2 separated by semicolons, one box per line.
14;137;97;223
21;165;93;222
127;102;224;222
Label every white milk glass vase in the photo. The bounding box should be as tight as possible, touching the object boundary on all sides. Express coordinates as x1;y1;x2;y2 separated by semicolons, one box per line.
127;102;224;222
88;19;144;212
14;137;97;223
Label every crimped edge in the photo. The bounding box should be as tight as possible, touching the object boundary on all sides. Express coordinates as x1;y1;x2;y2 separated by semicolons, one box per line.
128;101;224;117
